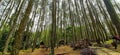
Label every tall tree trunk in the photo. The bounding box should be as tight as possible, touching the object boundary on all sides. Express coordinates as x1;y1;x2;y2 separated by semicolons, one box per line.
2;0;24;54
0;0;11;22
103;0;120;36
51;0;56;55
11;0;34;55
0;0;13;30
85;0;98;41
97;0;116;36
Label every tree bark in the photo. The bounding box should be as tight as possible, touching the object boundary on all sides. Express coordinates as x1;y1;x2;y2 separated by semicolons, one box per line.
2;0;24;54
103;0;120;36
11;0;34;55
51;0;56;55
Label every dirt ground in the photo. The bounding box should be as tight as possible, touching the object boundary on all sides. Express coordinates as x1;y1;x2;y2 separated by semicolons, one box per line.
19;46;80;55
1;45;120;55
18;45;120;55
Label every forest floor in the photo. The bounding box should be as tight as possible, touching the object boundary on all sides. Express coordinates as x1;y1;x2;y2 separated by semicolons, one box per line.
19;45;120;55
1;45;120;55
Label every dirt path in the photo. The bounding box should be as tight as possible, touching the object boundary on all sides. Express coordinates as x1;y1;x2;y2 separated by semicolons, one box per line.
15;46;120;55
92;47;120;55
1;46;120;55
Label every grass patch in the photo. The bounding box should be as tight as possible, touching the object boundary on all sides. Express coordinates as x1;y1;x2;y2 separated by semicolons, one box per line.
0;52;2;55
105;40;113;44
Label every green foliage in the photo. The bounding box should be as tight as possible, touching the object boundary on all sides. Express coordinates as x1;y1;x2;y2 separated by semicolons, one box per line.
0;24;12;52
0;52;2;55
66;26;72;37
0;30;8;51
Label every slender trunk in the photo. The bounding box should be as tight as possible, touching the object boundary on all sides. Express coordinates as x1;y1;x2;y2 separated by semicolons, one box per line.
11;0;34;55
0;0;2;2
103;0;120;36
51;0;56;55
0;0;13;29
2;0;24;54
0;0;11;22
